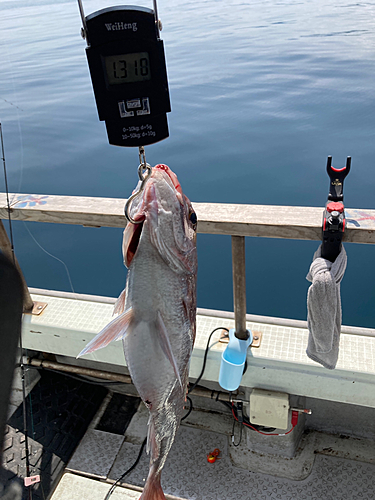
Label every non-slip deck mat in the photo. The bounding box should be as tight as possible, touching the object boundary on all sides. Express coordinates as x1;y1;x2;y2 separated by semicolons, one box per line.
67;429;124;479
66;393;141;479
51;472;141;500
4;370;108;500
109;426;375;500
97;393;140;436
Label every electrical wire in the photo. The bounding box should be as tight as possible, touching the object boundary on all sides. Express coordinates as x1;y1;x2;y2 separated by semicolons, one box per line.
231;418;243;446
231;404;298;436
181;395;193;421
104;437;147;500
229;403;276;433
188;327;229;395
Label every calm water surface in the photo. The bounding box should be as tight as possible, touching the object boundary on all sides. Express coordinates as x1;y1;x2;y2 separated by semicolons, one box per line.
1;0;375;327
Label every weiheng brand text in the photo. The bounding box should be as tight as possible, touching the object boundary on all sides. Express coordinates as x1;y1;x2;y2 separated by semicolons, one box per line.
105;22;137;32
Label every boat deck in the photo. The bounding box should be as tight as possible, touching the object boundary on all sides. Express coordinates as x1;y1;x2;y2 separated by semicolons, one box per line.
50;395;375;500
4;289;375;499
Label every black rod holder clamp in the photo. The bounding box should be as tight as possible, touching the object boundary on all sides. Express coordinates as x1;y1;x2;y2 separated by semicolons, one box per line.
321;156;351;262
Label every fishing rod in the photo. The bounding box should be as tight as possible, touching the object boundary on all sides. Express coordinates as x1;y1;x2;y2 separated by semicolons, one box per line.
321;156;351;262
1;123;37;499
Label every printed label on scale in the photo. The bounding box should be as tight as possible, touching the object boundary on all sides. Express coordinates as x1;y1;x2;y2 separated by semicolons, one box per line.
122;123;156;140
136;98;150;115
118;98;150;118
118;101;134;117
126;98;141;109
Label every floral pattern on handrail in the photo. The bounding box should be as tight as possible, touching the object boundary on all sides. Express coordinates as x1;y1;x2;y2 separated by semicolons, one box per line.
346;209;375;228
14;195;49;208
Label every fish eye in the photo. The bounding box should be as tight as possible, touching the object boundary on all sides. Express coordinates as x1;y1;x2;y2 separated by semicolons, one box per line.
189;210;197;230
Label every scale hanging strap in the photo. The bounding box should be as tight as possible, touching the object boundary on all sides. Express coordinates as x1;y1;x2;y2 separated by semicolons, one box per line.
139;146;147;168
153;0;161;37
77;0;88;41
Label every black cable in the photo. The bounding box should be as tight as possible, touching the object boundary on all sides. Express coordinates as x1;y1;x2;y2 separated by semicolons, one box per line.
188;327;229;395
217;399;233;412
231;419;243;447
104;437;147;500
181;395;193;421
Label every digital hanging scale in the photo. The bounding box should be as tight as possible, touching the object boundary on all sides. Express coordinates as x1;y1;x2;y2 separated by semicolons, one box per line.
78;1;171;147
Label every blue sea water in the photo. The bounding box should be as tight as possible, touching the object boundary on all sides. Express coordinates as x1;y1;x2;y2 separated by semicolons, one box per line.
1;0;375;327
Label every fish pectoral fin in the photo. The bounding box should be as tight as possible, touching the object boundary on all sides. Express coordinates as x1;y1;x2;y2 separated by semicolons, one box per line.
113;288;126;315
156;312;183;389
77;307;133;357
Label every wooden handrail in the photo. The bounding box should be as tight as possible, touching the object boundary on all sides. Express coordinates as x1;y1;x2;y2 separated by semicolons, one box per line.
1;192;375;244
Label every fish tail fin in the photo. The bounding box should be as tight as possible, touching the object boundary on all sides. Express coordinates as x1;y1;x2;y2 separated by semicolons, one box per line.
77;307;133;357
139;470;166;500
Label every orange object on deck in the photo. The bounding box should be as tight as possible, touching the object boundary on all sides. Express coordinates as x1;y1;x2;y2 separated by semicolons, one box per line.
206;448;221;463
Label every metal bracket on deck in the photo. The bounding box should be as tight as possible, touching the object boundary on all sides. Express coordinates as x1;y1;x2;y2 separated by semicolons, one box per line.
24;301;48;315
219;329;262;348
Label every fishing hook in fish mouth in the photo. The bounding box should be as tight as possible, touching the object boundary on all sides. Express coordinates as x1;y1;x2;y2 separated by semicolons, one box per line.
124;162;152;224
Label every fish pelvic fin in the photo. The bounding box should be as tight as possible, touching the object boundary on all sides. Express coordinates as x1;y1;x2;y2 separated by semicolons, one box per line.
156;312;183;390
139;469;166;500
77;307;133;358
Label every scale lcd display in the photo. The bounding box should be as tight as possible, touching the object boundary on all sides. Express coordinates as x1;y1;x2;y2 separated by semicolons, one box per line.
104;52;151;84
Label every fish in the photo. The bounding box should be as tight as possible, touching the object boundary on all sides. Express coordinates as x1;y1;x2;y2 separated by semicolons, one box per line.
78;164;198;500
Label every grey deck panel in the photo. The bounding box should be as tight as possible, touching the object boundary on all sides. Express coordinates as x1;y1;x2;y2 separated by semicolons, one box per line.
55;425;375;500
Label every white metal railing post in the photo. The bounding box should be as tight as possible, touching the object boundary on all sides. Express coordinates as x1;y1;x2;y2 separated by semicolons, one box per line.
231;235;249;340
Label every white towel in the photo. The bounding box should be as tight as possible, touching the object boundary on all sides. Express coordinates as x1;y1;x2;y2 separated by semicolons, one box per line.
306;244;347;369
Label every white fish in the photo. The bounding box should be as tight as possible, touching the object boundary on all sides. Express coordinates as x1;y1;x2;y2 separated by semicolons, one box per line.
78;164;197;500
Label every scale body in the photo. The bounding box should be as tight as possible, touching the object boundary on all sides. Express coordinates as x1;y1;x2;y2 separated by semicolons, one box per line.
84;6;171;147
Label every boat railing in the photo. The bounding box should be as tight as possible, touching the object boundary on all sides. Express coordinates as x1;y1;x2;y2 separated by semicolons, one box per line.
1;192;375;334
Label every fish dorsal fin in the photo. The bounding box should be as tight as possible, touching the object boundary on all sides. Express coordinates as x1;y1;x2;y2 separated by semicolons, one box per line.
77;307;133;358
156;312;183;389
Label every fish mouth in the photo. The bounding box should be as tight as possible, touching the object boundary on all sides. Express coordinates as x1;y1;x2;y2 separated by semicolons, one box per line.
154;164;184;202
123;164;190;268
